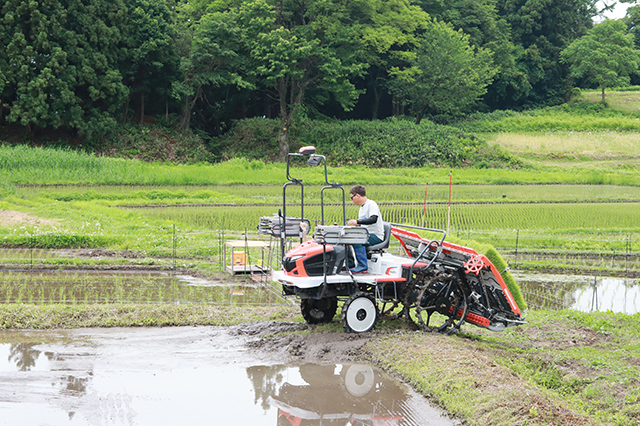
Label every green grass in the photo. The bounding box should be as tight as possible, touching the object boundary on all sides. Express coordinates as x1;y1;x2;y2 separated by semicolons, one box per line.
16;183;640;204
131;202;640;251
2;181;639;276
365;309;640;426
578;88;640;114
456;98;640;133
490;131;640;159
3;144;640;189
0;303;300;329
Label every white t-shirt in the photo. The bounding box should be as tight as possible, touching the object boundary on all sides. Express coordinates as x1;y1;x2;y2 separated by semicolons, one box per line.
359;199;384;241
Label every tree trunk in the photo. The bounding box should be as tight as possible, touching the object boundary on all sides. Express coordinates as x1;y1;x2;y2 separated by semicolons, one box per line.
601;87;606;102
179;87;201;131
277;79;294;161
277;127;290;160
276;76;311;161
139;91;145;125
179;94;192;130
372;88;381;120
122;96;130;124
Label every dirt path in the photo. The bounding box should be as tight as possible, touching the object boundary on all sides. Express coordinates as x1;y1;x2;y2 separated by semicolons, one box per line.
0;210;61;227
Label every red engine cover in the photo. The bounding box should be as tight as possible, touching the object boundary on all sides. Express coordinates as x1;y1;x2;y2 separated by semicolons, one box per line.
283;241;334;277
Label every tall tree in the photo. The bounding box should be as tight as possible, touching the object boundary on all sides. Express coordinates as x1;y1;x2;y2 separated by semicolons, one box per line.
0;0;129;139
355;0;430;119
391;19;496;123
623;2;640;47
561;19;640;101
120;0;179;124
497;0;598;106
416;0;528;109
237;0;366;159
173;8;251;131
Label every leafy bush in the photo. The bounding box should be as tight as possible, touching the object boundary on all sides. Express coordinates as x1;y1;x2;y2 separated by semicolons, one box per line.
216;118;281;162
98;125;213;164
218;118;521;169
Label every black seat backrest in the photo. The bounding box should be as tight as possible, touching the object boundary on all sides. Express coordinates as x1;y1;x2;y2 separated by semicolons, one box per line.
367;222;391;252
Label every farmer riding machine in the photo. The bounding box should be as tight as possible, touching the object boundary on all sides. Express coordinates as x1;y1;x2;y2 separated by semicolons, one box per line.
259;147;526;334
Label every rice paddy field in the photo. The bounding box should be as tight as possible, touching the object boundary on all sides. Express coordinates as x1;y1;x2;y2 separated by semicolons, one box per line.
0;269;285;305
1;181;639;277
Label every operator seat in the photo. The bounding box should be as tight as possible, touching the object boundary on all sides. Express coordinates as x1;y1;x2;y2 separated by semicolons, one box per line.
367;222;391;253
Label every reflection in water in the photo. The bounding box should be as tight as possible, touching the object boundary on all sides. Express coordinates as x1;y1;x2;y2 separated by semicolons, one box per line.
8;343;41;371
572;277;640;314
247;363;449;426
514;272;640;314
0;328;454;426
59;374;89;395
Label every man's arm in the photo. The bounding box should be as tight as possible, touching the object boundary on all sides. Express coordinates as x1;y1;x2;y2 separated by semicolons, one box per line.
356;215;378;225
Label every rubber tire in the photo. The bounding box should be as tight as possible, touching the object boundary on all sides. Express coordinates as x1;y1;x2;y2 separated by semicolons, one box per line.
341;292;379;333
300;297;338;324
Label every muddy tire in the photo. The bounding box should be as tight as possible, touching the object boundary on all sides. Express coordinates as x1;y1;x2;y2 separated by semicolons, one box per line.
341;292;378;333
405;272;468;334
300;297;338;324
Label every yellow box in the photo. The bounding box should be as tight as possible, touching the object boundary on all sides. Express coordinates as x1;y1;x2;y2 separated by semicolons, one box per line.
232;251;247;266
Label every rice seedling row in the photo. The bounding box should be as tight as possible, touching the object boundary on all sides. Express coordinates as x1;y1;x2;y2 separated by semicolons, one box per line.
17;184;640;204
133;201;640;246
3;200;638;274
0;270;288;305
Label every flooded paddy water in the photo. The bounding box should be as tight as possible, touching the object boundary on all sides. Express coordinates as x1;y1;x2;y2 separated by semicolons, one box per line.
514;272;640;314
0;326;456;426
1;268;638;314
0;270;286;305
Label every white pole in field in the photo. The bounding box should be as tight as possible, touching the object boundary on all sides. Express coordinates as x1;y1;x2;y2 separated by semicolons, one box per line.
421;182;428;228
447;170;452;235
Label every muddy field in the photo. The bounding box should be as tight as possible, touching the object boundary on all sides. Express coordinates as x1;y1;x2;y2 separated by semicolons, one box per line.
0;321;458;426
242;320;374;362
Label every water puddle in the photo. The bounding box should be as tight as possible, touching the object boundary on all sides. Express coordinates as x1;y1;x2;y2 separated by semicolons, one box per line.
0;327;455;426
513;272;640;314
0;270;285;305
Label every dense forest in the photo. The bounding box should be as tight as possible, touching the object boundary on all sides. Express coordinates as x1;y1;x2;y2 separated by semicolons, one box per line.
0;0;638;161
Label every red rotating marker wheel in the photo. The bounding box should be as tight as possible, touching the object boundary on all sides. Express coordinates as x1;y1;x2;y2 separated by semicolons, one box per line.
464;255;485;275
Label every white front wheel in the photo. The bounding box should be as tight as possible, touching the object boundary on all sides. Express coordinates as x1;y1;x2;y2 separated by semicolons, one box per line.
341;292;378;333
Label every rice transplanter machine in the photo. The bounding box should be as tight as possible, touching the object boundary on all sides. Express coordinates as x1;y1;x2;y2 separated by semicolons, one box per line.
258;147;526;334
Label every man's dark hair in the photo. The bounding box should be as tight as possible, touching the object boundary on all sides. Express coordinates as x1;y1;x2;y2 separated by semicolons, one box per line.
350;184;366;197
